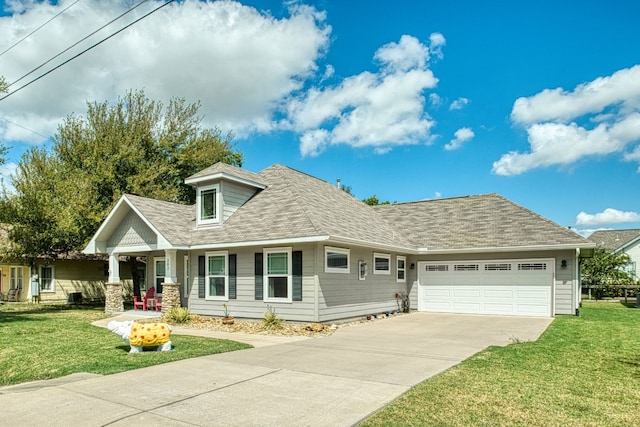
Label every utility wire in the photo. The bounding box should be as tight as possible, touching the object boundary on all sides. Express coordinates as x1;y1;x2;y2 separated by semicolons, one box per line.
0;0;82;59
0;117;50;140
0;0;175;102
8;0;150;88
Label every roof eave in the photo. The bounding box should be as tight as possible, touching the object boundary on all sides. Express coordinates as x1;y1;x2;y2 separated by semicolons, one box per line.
416;242;596;255
185;172;266;189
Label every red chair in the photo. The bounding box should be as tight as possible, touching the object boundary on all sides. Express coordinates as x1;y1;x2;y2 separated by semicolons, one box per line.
133;287;155;311
153;296;163;312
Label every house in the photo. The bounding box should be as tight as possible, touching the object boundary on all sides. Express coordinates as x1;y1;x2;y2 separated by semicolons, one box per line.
0;228;135;303
84;162;595;321
587;229;640;279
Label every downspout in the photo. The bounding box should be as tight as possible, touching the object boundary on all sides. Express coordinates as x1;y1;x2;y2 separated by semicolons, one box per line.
314;243;319;322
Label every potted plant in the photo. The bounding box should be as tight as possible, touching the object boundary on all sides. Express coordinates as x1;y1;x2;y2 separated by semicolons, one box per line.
222;303;234;325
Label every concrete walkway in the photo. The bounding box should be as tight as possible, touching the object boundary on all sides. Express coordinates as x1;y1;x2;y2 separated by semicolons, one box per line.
0;312;553;427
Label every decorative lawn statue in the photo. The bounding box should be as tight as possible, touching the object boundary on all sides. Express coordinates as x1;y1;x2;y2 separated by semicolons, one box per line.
108;320;173;353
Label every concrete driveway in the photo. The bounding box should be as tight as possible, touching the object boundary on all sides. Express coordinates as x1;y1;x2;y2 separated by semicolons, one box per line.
0;313;552;427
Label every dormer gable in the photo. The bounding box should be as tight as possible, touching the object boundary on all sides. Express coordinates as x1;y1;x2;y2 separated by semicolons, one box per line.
185;162;267;227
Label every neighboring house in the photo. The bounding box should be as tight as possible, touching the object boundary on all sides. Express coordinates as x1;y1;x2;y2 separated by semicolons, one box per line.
0;251;133;303
84;163;595;321
587;229;640;279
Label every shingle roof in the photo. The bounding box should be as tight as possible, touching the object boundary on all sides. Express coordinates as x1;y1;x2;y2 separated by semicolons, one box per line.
187;164;412;248
587;229;640;251
374;194;589;251
117;166;591;253
185;162;267;187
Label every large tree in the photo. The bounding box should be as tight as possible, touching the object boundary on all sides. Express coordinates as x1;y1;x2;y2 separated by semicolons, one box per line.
581;247;637;299
0;89;242;296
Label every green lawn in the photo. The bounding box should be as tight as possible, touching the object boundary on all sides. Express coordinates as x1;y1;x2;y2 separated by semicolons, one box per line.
0;304;251;386
362;302;640;426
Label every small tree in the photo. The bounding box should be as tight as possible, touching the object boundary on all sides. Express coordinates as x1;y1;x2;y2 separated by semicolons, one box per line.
581;247;636;299
362;194;391;206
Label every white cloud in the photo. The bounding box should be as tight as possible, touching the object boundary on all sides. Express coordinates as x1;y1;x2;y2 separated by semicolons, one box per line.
0;162;18;195
444;127;474;151
429;32;446;59
576;208;640;226
429;93;442;106
0;2;448;160
0;0;330;141
288;35;439;157
494;64;640;175
449;97;469;111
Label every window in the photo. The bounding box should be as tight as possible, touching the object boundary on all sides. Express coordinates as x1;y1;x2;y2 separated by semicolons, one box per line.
40;266;54;292
485;263;512;271
373;253;390;275
426;264;448;272
265;248;292;302
10;266;23;290
518;263;547;271
325;247;350;273
206;251;228;300
397;256;406;282
454;264;479;271
197;184;220;225
155;258;165;294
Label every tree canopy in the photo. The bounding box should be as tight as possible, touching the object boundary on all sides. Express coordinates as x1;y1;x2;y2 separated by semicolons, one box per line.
0;76;7;93
362;194;391;206
581;247;637;299
0;89;242;264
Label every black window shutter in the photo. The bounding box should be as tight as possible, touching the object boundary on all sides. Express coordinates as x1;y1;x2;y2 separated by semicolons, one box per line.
292;250;302;301
229;254;237;300
254;252;263;300
198;255;205;299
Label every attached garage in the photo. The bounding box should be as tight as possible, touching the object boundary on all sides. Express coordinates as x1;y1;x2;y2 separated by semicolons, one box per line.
418;259;554;317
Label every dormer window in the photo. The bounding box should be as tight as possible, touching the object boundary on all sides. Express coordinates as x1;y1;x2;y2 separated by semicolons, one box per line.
198;184;220;225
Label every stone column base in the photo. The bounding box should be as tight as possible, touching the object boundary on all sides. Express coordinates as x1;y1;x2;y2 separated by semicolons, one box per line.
105;282;124;314
161;282;181;314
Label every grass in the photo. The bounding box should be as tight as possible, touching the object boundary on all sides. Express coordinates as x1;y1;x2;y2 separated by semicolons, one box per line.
0;304;251;386
361;302;640;427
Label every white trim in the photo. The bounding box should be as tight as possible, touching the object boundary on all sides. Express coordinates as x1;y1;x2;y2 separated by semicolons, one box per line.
154;257;165;294
205;251;228;301
396;256;406;283
197;183;221;226
189;235;331;251
183;255;190;300
417;243;595;254
185;172;266;189
325;246;350;274
264;247;292;303
373;252;391;275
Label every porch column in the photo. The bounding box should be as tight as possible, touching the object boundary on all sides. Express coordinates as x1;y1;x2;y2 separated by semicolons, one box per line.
105;253;123;314
160;250;180;314
164;249;178;283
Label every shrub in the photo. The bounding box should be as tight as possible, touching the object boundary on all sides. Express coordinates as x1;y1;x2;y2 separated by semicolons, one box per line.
263;305;283;330
164;307;191;323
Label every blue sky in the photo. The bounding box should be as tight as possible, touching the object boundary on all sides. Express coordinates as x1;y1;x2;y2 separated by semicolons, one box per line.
1;0;639;236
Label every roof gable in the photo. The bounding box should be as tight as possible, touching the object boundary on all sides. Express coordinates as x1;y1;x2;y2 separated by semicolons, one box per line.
184;162;267;188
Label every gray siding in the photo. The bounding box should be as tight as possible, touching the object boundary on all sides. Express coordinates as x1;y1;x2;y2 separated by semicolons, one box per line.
220;181;259;222
316;245;408;322
188;244;318;322
108;210;157;248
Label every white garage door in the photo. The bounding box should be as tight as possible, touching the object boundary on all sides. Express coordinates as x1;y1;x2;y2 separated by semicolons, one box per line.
418;260;553;317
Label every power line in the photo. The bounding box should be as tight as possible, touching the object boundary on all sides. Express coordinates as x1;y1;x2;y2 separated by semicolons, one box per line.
0;0;82;59
0;116;51;140
0;0;175;102
8;0;151;89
